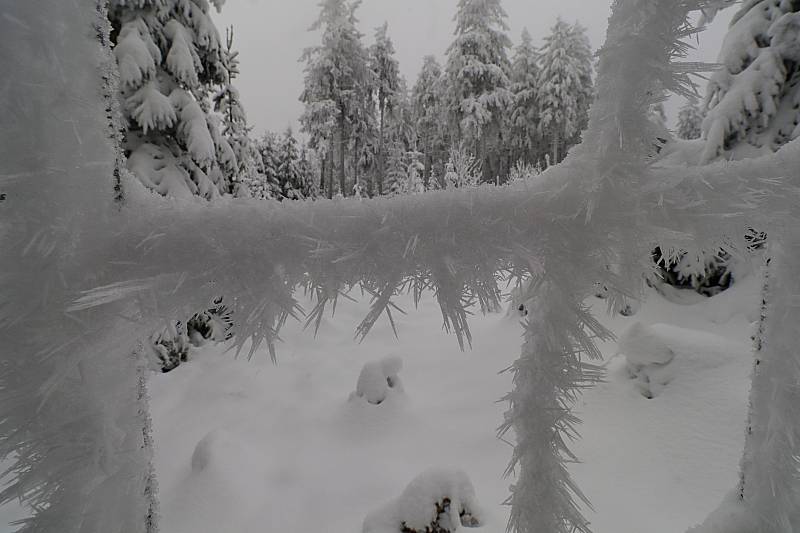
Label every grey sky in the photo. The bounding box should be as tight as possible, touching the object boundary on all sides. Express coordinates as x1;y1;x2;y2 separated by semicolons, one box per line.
212;1;735;136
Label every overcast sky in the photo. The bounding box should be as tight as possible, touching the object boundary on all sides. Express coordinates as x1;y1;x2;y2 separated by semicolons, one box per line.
212;1;735;136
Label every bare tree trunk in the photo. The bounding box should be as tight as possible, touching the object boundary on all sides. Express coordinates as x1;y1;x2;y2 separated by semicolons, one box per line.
339;111;346;197
424;151;432;190
354;137;360;196
377;102;386;196
319;153;326;198
552;130;560;164
326;150;333;199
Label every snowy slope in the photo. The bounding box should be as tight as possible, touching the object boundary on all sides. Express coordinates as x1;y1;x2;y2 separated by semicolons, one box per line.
138;275;759;533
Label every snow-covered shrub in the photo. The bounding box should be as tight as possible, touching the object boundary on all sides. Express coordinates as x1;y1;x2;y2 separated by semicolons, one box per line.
151;321;191;373
363;468;482;533
151;298;233;373
508;160;541;183
652;247;733;297
443;147;482;189
388;149;426;196
186;297;234;345
351;356;404;405
676;98;704;140
619;322;676;398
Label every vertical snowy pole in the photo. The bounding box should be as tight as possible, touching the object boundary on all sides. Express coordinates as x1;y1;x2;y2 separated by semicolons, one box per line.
0;1;157;531
501;283;606;533
738;236;800;530
500;1;701;531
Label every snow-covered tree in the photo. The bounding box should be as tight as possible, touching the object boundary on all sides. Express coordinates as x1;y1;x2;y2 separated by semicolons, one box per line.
648;102;668;129
509;28;542;166
300;0;372;198
369;22;401;195
412;56;449;188
276;128;315;200
443;146;482;189
387;147;425;196
109;0;236;200
676;98;704;140
442;0;513;180
213;27;264;198
702;1;800;162
537;19;594;164
251;132;281;200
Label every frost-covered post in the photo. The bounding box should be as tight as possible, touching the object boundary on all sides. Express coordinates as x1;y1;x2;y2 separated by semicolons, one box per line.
737;236;800;529
0;1;157;532
499;1;713;530
500;284;607;533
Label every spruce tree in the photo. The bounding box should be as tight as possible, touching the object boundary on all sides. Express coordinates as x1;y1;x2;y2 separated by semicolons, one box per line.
509;28;542;166
369;23;401;195
213;27;264;198
254;132;282;200
537;19;594;164
300;0;372;198
276;128;315;200
109;0;236;199
676;98;704;140
702;1;800;162
411;56;448;187
443;0;513;181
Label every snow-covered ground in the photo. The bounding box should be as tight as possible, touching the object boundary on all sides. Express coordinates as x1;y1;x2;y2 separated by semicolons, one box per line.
0;275;760;533
149;274;758;533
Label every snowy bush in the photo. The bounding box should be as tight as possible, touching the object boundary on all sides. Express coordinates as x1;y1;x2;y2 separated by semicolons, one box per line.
443;147;482;189
351;356;404;405
507;160;541;183
363;468;482;533
619;322;676;398
652;247;733;297
151;297;233;373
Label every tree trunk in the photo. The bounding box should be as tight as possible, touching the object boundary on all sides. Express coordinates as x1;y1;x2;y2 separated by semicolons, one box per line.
319;154;326;198
377;101;386;196
326;150;333;199
552;130;560;164
338;110;346;197
354;137;360;196
424;152;432;190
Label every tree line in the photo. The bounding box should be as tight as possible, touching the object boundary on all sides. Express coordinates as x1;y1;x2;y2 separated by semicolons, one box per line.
107;0;594;203
300;0;595;198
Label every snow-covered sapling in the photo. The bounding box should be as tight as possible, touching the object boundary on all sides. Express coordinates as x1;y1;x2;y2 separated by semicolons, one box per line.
363;468;482;533
351;356;404;405
619;322;676;398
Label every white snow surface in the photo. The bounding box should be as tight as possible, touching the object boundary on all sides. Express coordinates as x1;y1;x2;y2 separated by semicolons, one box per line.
88;275;758;533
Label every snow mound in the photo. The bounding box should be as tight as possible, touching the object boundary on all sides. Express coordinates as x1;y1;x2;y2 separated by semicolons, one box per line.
190;429;248;473
351;356;404;405
620;322;675;366
619;322;676;398
363;468;482;533
686;491;760;533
